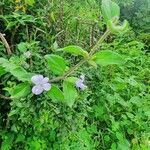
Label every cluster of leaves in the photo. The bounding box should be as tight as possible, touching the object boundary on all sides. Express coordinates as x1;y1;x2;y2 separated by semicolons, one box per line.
116;0;150;49
0;0;126;107
0;0;149;149
89;36;150;149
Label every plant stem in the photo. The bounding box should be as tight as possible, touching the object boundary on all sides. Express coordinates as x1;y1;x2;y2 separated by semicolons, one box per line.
0;33;12;55
50;59;87;82
89;29;110;56
50;29;110;82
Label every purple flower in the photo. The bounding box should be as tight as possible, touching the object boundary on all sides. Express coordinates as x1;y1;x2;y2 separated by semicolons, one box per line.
31;75;51;95
75;75;86;90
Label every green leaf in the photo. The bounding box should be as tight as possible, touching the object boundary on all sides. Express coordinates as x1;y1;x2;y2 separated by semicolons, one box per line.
25;0;35;6
10;67;33;82
1;133;14;150
16;134;25;142
17;42;28;52
45;54;66;75
92;50;125;66
47;85;64;103
61;45;89;57
0;57;32;81
0;66;6;76
63;78;78;107
107;20;129;34
101;0;120;23
0;58;9;64
10;82;31;99
6;21;18;30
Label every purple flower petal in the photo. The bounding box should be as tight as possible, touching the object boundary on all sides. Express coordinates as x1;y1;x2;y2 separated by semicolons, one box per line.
42;83;51;91
80;84;86;90
80;75;85;82
76;79;86;90
32;85;43;95
42;77;49;84
31;75;44;84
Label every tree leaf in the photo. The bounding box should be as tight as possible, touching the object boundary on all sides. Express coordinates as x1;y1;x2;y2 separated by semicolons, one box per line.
25;0;35;6
10;67;33;82
101;0;120;23
45;54;66;75
92;50;125;66
63;78;78;107
47;85;64;103
0;57;32;82
0;58;9;64
1;133;14;150
17;42;28;52
10;82;31;99
16;134;25;142
0;66;6;76
61;45;89;57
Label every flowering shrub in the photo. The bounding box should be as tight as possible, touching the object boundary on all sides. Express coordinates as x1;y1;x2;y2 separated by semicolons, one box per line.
0;0;128;106
1;0;149;149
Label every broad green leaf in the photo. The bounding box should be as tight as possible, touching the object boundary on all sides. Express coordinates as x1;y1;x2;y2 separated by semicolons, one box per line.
0;58;32;82
45;54;66;75
10;82;31;99
0;58;9;64
0;66;6;76
61;45;89;57
0;58;15;72
25;0;35;6
2;61;17;71
92;50;125;66
101;0;120;23
63;78;78;107
17;42;28;52
10;67;33;82
47;85;64;103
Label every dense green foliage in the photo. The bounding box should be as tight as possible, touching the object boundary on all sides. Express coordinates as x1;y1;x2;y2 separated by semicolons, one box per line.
0;0;149;149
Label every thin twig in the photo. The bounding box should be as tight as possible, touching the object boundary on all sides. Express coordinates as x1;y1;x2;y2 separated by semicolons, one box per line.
90;23;96;48
10;25;19;51
89;29;110;56
0;33;12;55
